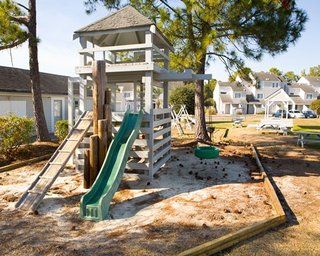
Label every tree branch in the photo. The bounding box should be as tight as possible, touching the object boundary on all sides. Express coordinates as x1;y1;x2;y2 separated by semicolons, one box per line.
10;15;30;26
16;2;30;12
0;36;29;51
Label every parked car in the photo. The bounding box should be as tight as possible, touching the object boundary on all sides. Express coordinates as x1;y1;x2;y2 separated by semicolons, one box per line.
303;110;317;118
273;110;289;118
288;110;305;118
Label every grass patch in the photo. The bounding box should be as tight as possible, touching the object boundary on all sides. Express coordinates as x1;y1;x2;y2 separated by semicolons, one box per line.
293;119;320;133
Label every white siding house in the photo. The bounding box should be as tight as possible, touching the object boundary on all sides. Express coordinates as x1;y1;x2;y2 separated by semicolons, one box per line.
0;66;69;132
214;81;247;115
298;76;320;93
214;71;319;115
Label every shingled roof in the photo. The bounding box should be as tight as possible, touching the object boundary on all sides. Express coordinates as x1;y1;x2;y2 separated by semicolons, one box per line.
218;81;245;92
0;66;68;95
254;71;281;82
303;76;320;85
75;6;154;33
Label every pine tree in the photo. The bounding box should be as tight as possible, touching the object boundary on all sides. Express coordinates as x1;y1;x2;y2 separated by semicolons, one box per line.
85;0;307;142
0;0;50;141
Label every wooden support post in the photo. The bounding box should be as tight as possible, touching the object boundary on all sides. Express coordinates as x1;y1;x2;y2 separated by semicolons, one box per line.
163;81;169;108
79;37;87;66
84;149;90;189
104;90;113;148
144;71;153;113
89;135;99;185
98;119;107;169
92;61;106;134
133;82;138;111
67;78;74;131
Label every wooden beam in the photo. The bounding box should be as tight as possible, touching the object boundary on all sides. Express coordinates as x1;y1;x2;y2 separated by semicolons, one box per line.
104;90;113;148
73;26;150;39
178;216;285;256
98;119;108;169
89;135;99;186
79;43;152;54
152;44;169;61
84;149;90;189
92;61;106;134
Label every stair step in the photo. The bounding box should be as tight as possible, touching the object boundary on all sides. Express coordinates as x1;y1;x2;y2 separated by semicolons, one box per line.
28;189;42;194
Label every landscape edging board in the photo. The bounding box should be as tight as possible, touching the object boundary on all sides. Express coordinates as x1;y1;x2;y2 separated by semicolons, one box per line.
177;145;286;256
0;153;53;173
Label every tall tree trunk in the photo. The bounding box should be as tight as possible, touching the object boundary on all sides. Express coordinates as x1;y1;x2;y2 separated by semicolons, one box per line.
195;56;210;142
28;0;50;141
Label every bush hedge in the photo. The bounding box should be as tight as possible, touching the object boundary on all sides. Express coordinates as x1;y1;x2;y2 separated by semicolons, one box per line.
310;99;320;115
55;120;69;142
0;115;34;160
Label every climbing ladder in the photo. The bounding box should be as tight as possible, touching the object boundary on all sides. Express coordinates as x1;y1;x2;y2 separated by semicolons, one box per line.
15;111;93;212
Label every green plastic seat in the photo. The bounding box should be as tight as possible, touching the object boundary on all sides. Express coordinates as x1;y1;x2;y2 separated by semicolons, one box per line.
194;146;219;159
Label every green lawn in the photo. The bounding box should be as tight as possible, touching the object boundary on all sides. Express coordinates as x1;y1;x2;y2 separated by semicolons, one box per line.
293;118;320;133
206;116;320;133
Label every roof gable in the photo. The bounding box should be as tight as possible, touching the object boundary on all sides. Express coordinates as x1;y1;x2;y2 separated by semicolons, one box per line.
265;88;293;102
75;6;153;33
254;71;281;82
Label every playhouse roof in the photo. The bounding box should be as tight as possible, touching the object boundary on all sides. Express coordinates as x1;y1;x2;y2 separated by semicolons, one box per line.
75;6;153;33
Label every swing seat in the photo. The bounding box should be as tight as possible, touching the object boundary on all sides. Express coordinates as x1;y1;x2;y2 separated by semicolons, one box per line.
194;146;219;159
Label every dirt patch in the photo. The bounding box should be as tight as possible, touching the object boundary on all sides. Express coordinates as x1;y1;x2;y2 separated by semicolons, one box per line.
0;141;58;167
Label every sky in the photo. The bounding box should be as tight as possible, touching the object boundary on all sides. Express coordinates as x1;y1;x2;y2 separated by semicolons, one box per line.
0;0;319;81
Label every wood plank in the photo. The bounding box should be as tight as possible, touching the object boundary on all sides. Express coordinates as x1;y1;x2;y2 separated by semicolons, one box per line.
89;135;99;186
153;126;171;140
79;43;152;54
153;117;171;128
178;216;285;256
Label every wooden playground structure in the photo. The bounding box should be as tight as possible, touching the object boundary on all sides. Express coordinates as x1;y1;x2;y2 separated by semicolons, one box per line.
15;6;210;213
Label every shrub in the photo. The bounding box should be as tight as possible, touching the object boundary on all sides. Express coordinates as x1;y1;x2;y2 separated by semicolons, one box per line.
55;120;69;142
310;99;320;115
169;83;195;114
205;108;216;115
0;115;34;160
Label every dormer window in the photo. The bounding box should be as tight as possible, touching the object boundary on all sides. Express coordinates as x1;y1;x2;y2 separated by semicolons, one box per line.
306;94;313;99
257;93;264;99
234;93;241;98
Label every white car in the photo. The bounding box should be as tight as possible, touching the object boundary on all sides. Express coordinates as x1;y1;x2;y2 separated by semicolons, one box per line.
288;110;305;118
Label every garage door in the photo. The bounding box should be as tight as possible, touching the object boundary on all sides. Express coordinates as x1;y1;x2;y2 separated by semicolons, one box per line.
0;100;27;116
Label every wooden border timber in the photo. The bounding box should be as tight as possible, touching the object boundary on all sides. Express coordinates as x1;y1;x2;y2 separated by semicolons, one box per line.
0;153;53;173
177;145;286;256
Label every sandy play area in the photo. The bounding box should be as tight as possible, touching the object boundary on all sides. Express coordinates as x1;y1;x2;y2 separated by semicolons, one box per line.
0;143;275;256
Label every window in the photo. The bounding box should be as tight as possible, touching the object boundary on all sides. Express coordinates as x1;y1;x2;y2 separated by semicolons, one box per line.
220;92;227;94
306;94;313;99
234;93;241;98
257;93;264;99
123;92;131;98
272;83;275;87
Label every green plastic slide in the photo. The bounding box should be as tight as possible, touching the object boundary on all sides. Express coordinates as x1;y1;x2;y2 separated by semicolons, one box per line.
80;110;143;221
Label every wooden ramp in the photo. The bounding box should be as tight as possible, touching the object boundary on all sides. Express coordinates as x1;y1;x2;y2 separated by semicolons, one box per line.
15;111;93;212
